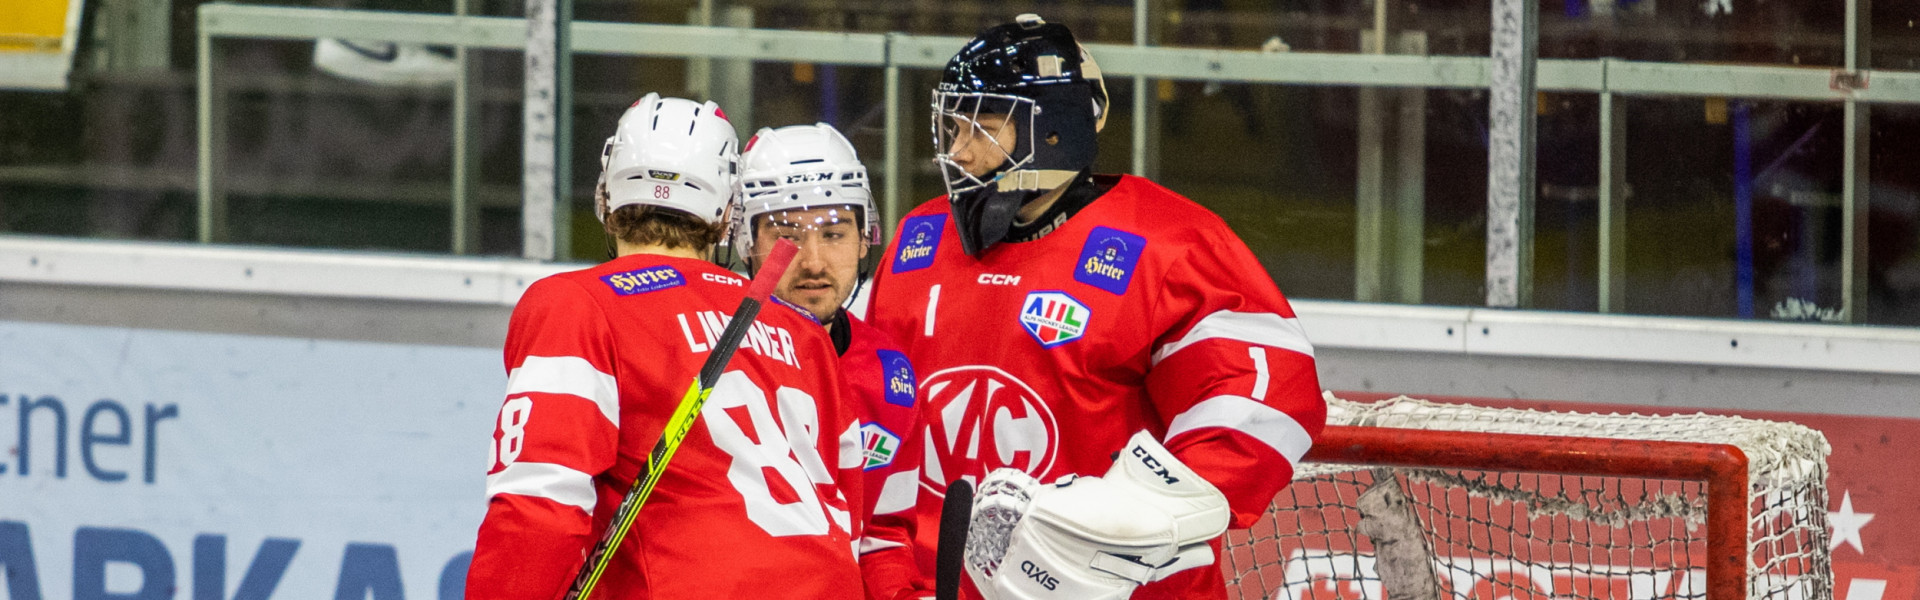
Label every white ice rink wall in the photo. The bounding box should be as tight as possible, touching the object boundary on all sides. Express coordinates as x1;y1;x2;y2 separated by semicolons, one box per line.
0;321;501;600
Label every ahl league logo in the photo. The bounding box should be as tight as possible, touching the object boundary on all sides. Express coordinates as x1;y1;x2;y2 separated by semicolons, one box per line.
860;423;901;470
917;366;1059;497
1019;291;1089;348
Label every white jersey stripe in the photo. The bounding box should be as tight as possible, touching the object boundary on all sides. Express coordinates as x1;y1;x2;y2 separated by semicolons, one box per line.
1151;311;1314;366
839;421;865;470
874;468;921;515
486;461;597;515
1165;395;1315;465
507;355;619;426
860;536;906;555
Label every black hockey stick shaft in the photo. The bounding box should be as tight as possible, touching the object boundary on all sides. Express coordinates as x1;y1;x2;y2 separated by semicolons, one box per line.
936;478;975;600
564;240;799;600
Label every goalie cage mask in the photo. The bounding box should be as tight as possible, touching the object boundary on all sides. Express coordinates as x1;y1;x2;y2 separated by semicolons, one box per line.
933;14;1109;257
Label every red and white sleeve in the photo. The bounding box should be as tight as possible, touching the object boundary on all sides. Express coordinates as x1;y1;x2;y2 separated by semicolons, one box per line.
466;278;621;600
1143;231;1328;528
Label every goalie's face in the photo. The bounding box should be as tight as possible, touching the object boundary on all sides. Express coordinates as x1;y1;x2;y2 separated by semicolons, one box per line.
752;205;868;321
939;112;1020;180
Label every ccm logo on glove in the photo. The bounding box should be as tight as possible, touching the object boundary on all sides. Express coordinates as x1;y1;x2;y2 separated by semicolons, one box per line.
1132;446;1180;485
1021;560;1060;590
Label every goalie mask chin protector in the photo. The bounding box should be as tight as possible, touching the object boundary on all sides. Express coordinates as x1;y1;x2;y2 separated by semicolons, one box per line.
964;431;1230;600
597;92;740;226
933;14;1109;257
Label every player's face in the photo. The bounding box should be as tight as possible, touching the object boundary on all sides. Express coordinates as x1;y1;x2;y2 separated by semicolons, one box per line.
753;206;868;321
943;113;1017;178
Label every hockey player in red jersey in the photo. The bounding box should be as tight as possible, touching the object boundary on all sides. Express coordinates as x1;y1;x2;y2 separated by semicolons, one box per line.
735;123;933;600
466;94;864;600
864;15;1327;600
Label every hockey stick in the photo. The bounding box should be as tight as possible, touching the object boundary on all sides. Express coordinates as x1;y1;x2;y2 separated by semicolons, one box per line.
935;478;975;600
564;239;800;600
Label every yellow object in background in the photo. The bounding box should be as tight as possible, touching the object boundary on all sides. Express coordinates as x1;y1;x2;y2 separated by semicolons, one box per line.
0;0;75;53
1704;97;1730;125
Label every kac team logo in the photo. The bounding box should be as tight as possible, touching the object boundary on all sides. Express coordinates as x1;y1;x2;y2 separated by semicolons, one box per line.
878;349;916;407
860;423;901;471
1018;291;1089;348
1074;226;1147;295
891;214;947;274
917;365;1059;497
601;266;685;296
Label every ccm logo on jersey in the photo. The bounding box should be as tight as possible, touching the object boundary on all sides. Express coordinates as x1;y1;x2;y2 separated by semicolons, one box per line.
1019;291;1089;348
701;272;744;286
1074;226;1148;296
977;273;1022;286
602;266;686;295
892;215;947;273
878;349;916;407
1021;561;1060;591
1132;446;1180;485
674;310;801;369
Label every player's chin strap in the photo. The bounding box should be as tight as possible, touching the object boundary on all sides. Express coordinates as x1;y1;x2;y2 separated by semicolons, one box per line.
964;431;1231;600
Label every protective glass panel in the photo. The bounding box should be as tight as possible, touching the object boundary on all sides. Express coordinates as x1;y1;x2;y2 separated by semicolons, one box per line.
1866;104;1920;325
1621;97;1845;320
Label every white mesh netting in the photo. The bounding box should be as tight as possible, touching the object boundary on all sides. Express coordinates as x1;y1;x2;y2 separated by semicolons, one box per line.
1222;394;1832;600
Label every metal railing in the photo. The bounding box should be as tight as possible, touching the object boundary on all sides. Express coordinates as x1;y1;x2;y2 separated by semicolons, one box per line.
195;2;1920;320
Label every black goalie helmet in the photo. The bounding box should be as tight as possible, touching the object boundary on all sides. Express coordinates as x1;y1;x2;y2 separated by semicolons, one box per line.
933;14;1109;257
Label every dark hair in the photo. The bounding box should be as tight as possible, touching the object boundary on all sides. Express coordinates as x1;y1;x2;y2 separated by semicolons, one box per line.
604;205;726;252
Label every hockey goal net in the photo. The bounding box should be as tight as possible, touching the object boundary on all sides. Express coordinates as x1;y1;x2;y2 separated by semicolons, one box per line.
1223;394;1831;600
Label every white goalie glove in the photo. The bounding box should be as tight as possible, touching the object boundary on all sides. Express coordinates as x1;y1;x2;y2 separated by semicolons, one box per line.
963;431;1231;600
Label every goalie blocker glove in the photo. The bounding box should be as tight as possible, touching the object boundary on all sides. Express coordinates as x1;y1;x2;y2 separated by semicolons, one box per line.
964;431;1230;600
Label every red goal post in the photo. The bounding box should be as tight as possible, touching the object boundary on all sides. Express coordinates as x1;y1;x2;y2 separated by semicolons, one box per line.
1223;395;1832;600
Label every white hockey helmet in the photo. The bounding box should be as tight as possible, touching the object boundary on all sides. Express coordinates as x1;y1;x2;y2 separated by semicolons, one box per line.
730;123;878;261
597;92;740;225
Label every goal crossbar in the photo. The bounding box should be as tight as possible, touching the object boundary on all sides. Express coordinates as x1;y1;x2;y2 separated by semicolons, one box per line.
1304;425;1752;600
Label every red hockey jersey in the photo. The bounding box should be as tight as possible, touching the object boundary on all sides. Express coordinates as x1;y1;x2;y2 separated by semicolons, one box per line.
867;175;1327;599
467;254;864;600
839;314;931;600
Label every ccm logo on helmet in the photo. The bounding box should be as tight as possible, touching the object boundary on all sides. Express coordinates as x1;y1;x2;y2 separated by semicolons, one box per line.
701;272;744;286
1132;445;1180;485
785;172;835;184
977;273;1022;286
1021;561;1060;591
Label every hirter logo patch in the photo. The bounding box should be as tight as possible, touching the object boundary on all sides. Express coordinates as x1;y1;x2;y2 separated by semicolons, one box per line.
892;215;946;274
878;349;917;407
861;423;901;470
1074;226;1146;295
601;266;685;296
1019;291;1089;348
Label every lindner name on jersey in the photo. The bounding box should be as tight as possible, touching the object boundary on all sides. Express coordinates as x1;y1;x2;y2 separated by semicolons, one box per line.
602;266;686;296
1074;226;1146;296
674;310;802;369
892;215;946;273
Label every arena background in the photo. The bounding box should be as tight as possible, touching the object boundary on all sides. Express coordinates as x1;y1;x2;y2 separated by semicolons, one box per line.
3;0;1919;598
